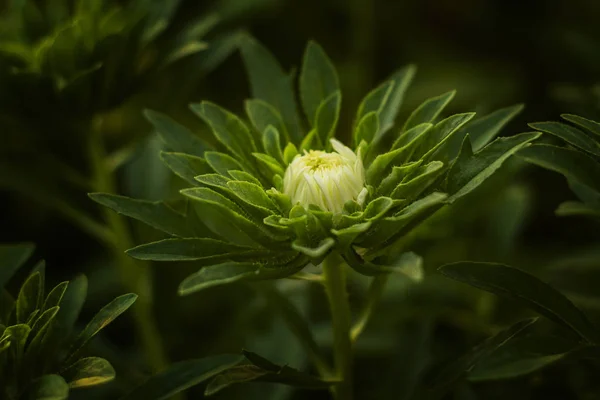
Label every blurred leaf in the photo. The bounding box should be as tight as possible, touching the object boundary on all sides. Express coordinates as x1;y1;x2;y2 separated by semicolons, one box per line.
0;242;34;289
555;201;600;218
422;318;537;400
378;65;417;135
120;354;243;400
62;357;115;388
245;99;290;143
29;374;69;400
529;121;600;157
66;293;137;362
439;262;599;343
16;271;42;323
239;34;303;144
518;144;600;195
159;151;212;185
145;110;209;158
205;350;339;396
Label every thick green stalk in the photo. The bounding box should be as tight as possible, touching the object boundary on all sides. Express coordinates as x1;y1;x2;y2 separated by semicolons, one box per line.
88;121;168;373
322;254;353;400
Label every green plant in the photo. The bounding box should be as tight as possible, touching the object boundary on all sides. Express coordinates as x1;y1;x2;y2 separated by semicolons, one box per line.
0;243;136;399
92;36;538;398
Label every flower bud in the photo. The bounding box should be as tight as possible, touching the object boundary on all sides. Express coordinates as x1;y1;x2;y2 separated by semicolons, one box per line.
283;139;366;214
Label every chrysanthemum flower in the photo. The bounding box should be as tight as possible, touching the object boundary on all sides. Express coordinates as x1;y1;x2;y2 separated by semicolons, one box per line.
91;37;539;295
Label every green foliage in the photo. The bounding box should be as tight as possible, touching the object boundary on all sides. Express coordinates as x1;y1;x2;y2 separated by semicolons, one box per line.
0;243;136;399
520;114;600;219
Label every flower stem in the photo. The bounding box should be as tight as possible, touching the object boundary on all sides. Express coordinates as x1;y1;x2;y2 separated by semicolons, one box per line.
351;274;389;342
322;254;353;400
88;118;169;374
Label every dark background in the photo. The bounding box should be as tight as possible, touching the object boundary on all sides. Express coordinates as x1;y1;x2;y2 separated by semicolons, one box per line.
1;0;600;398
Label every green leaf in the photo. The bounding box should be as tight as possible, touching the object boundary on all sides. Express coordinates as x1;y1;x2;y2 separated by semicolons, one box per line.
228;170;263;187
423;318;537;399
465;104;524;152
239;35;303;144
518;144;600;195
89;193;196;237
66;294;138;362
26;306;59;350
315;91;342;144
354;112;379;146
331;222;372;250
120;355;244;400
299;41;340;127
160;152;212;185
126;238;270;262
410;113;475;162
446;132;541;203
378;65;417;134
562;114;600;137
17;271;42;323
377;160;423;196
252;153;285;177
245;99;290;143
468;335;574;381
390;161;445;201
391;123;433;151
204;151;245;176
191;102;257;166
5;323;30;360
356;81;394;138
343;249;423;280
555;201;600;218
29;374;69;400
402;90;456;132
292;237;335;260
438;262;599;343
42;282;68;311
227;181;278;214
179;261;305;296
529;121;600;157
145;110;209;157
0;242;34;289
283;142;299;165
262;125;284;164
62;357;115;388
22;306;60;378
205;351;339;396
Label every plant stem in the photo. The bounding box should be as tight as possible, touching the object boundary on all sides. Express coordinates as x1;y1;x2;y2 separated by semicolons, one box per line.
88;119;169;373
351;274;389;342
322;254;353;400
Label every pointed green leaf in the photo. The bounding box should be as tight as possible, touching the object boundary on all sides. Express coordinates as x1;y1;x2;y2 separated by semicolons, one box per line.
354;111;379;146
191;102;257;165
120;355;243;400
62;357;115;388
331;221;372;250
410;113;475;162
529;121;600;157
402;90;456;132
377;160;423;196
160;152;212;185
562;114;600;137
179;260;305;296
519;144;600;195
26;306;59;350
227;181;278;214
29;374;69;400
204;151;245;176
89;193;195;237
363;197;395;221
356;81;394;136
5;324;30;359
145;110;208;157
239;35;303;143
390;161;445;200
66;294;137;362
126;238;270;262
0;243;34;289
262;125;284;164
447;132;541;203
439;262;599;343
228;170;263;187
245;99;290;143
300;41;340;127
17;271;42;323
42;282;68;311
283;142;299;165
465;104;524;152
391;123;432;151
315;91;342;144
252;153;285;177
378;65;417;134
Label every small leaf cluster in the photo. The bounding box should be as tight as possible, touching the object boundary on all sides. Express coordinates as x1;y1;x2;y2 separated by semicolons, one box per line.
0;243;137;400
520;114;600;219
93;35;540;294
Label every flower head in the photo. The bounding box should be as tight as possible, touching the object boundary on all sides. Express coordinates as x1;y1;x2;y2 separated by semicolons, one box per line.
283;139;367;214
